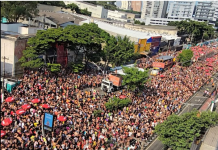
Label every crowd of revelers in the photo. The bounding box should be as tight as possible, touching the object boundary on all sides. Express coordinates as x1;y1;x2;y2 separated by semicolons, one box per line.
1;43;218;150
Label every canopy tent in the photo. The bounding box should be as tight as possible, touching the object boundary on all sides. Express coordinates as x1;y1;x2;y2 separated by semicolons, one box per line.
6;82;16;93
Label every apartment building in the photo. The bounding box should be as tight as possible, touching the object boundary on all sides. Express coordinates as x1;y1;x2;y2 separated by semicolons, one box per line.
64;1;108;19
141;1;168;19
131;1;142;12
195;1;218;23
143;18;183;26
120;1;131;10
167;1;195;19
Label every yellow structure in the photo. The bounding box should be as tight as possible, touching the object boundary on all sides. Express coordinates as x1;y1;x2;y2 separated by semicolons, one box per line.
134;39;148;53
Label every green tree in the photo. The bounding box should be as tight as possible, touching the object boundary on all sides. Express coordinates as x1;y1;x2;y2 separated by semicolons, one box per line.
97;1;117;11
155;110;218;150
203;32;209;40
110;36;135;67
84;1;97;5
78;8;92;16
140;22;145;25
70;63;84;73
47;63;61;73
38;1;66;7
19;46;44;69
19;28;64;68
105;97;132;112
134;20;141;25
1;1;38;22
93;109;103;117
168;20;215;43
102;35;118;71
122;66;149;90
19;23;108;69
66;3;79;12
77;23;106;67
177;49;193;66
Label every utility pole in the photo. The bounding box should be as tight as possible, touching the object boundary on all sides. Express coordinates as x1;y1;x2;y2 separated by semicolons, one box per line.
1;56;9;103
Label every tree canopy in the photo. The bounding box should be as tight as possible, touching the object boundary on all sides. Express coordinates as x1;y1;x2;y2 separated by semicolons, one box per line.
102;35;135;69
66;3;79;12
168;20;215;43
177;49;193;67
155;110;218;150
19;23;107;68
105;97;132;112
66;3;91;16
1;1;38;22
134;20;145;25
38;1;66;7
122;66;149;90
19;23;135;70
47;63;61;73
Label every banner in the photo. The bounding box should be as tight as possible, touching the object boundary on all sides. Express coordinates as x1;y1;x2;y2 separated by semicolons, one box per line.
152;62;165;68
43;113;54;132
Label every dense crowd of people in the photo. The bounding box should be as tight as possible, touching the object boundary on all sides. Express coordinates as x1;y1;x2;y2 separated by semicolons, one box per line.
1;44;218;150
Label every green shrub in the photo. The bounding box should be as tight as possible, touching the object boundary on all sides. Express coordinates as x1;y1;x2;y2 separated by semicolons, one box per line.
93;110;103;117
105;97;132;112
47;63;61;73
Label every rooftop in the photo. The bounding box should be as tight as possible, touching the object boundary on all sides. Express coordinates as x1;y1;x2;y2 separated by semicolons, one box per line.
80;20;178;40
1;30;35;40
129;23;178;30
38;11;86;25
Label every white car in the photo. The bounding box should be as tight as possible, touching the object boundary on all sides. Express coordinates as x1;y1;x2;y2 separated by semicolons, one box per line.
150;68;160;76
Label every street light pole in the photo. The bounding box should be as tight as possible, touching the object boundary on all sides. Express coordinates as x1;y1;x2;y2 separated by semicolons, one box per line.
1;43;9;103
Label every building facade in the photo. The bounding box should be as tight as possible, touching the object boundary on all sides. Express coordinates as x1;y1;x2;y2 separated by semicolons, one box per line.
120;1;131;10
64;1;108;19
194;1;218;24
141;1;168;19
1;34;33;76
131;1;142;12
167;1;195;19
139;17;183;26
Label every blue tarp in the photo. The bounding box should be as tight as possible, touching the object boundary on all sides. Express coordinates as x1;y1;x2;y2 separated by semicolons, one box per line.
147;37;152;43
6;82;16;93
1;17;7;23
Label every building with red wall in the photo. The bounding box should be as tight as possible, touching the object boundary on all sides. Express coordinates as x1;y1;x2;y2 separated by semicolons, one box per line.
131;1;142;12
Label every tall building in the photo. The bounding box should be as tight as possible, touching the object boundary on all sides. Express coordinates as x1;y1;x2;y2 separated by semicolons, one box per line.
141;1;168;19
195;1;218;23
167;1;195;19
120;1;131;10
131;1;142;12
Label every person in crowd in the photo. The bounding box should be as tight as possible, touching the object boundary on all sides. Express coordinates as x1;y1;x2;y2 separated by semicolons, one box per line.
1;44;218;150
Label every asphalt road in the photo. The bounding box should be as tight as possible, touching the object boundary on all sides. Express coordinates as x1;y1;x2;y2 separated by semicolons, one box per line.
145;75;218;150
